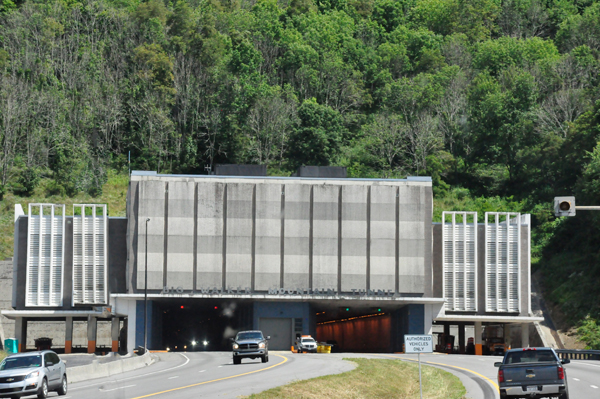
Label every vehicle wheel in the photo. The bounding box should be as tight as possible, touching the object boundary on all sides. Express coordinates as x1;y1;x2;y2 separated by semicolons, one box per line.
262;355;268;363
233;356;241;365
37;378;48;399
57;374;68;395
499;392;507;399
560;392;569;399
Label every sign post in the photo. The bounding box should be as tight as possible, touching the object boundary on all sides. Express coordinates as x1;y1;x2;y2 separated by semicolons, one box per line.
404;334;433;399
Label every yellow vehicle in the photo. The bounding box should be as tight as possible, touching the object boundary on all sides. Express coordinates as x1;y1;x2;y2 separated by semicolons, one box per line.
483;324;507;355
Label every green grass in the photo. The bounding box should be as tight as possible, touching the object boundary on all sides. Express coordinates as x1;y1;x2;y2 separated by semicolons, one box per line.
246;358;467;399
0;351;6;362
0;170;129;259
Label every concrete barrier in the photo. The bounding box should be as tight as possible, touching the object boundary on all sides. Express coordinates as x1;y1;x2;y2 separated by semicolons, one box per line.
67;352;156;383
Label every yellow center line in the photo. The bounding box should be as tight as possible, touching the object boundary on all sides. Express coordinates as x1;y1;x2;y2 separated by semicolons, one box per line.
129;354;289;399
376;354;500;392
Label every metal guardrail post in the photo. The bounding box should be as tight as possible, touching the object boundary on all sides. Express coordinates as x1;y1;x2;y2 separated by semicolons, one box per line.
555;349;600;361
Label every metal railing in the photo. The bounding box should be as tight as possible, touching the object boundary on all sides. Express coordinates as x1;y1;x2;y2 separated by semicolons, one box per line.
555;349;600;361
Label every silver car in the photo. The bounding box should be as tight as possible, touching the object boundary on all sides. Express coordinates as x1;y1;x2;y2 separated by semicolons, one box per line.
0;350;67;398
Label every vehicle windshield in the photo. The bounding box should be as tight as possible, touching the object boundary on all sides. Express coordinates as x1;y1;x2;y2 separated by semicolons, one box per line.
236;332;263;340
0;356;42;370
505;350;557;364
302;338;315;343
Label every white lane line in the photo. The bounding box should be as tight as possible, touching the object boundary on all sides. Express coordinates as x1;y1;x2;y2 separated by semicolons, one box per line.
573;362;600;369
591;385;598;389
199;370;206;373
168;376;179;379
70;353;191;391
573;378;580;381
100;384;136;392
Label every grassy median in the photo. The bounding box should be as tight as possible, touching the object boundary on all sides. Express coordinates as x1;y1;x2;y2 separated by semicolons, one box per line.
246;358;466;399
0;351;6;362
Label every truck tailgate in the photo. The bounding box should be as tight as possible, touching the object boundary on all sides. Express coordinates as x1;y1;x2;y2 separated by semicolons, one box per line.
502;363;562;386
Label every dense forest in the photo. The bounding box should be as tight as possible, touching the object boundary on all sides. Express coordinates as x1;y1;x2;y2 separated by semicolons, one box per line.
1;0;600;345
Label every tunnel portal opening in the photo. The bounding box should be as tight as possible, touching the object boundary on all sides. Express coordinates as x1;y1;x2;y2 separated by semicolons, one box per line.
156;299;252;352
314;306;393;353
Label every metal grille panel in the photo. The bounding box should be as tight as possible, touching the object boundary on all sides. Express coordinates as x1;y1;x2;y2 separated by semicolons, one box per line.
485;212;520;312
72;204;108;305
442;212;477;311
25;204;65;307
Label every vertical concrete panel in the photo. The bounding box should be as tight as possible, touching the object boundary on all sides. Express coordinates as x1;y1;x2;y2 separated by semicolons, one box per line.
341;185;367;292
283;184;310;289
397;185;425;293
226;183;254;289
431;224;443;297
126;181;139;293
370;185;396;291
137;181;166;290
197;182;224;289
312;185;338;289
255;184;282;291
109;219;128;295
167;181;195;290
423;186;433;297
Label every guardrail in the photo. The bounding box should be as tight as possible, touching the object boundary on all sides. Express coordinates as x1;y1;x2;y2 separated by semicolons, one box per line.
555;349;600;361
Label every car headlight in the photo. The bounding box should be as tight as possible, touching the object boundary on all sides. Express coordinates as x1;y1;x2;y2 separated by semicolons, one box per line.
259;342;266;349
233;344;239;349
26;371;40;379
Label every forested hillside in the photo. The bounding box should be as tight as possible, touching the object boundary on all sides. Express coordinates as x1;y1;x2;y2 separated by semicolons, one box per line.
2;0;600;345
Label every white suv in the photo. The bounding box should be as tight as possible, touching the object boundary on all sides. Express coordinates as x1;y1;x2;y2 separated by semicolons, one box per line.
296;336;317;353
0;350;67;398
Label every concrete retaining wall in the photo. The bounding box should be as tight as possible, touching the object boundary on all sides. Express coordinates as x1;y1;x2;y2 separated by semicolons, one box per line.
0;260;15;344
67;352;155;383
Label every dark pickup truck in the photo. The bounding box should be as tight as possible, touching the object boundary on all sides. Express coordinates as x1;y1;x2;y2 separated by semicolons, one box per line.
495;347;570;399
231;330;270;364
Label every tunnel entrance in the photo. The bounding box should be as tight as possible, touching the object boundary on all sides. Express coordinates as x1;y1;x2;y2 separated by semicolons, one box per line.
314;306;392;353
156;299;252;351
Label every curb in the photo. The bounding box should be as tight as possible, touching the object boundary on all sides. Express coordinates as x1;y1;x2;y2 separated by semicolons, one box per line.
67;352;157;383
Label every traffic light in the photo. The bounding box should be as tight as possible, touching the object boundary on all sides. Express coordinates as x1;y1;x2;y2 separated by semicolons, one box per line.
554;196;576;217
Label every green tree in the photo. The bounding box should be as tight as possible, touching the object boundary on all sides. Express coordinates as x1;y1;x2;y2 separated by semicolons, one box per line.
287;98;346;169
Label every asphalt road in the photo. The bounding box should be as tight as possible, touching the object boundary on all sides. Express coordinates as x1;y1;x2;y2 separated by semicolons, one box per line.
16;351;600;399
372;353;600;399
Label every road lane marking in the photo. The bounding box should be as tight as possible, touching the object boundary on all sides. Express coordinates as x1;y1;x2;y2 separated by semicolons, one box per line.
573;378;580;381
592;385;598;389
168;376;179;379
100;384;136;392
199;370;205;373
70;353;191;391
377;354;500;392
574;362;600;369
129;354;289;399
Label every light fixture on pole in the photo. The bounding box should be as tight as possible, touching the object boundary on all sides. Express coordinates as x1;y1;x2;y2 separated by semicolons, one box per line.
144;218;150;353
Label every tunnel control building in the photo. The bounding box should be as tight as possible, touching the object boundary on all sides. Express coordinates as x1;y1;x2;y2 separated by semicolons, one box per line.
3;170;542;354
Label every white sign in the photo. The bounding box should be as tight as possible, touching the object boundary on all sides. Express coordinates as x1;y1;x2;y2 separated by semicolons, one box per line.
404;334;433;354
